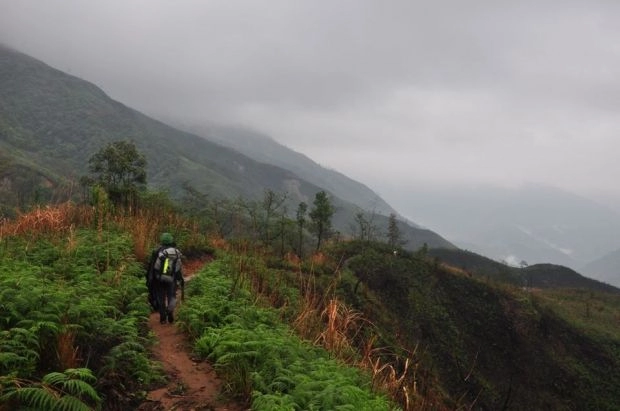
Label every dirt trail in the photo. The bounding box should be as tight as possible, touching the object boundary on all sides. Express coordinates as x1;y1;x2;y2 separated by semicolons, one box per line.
138;259;248;411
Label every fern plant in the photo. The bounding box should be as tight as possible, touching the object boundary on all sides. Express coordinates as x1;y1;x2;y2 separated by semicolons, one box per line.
178;259;399;410
0;225;160;409
0;368;101;411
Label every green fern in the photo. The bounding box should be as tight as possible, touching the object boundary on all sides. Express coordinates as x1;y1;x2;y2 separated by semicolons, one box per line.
0;228;158;408
0;368;101;411
179;259;399;410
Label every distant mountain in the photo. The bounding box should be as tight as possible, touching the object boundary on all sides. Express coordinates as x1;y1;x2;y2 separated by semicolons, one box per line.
581;248;620;288
0;44;453;250
429;247;620;294
385;183;620;273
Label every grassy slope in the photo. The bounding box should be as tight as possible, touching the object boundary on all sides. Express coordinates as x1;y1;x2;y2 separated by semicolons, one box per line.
330;241;620;410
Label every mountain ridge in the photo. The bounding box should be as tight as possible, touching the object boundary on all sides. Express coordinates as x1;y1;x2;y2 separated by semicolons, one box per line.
383;182;620;284
0;44;451;250
166;122;400;219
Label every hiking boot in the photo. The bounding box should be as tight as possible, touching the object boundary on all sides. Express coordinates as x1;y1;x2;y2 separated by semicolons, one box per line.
160;314;166;324
167;311;174;323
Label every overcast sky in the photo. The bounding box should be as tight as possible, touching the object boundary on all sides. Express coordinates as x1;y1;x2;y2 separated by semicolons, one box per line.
2;0;620;208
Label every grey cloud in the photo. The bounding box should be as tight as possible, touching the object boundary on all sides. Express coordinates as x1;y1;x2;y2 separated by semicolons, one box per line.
1;0;619;207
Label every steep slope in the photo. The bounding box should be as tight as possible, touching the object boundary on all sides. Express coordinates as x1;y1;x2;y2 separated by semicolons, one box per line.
333;241;620;410
0;44;453;249
172;124;399;217
429;247;620;294
0;44;306;201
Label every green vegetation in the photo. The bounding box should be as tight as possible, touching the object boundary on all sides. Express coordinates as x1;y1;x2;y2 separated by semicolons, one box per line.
85;140;147;209
0;44;454;251
2;198;620;410
333;241;620;410
430;248;619;293
179;259;397;410
2;44;620;410
309;190;335;251
0;223;160;409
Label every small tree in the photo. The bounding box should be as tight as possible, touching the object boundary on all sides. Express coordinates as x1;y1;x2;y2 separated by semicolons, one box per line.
387;213;406;249
296;202;308;257
87;140;146;210
261;189;287;246
352;210;379;242
309;191;334;252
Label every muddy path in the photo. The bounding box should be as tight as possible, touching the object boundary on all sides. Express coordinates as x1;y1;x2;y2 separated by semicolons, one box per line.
138;259;248;411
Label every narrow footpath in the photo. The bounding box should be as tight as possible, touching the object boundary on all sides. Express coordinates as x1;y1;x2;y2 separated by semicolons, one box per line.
138;259;248;411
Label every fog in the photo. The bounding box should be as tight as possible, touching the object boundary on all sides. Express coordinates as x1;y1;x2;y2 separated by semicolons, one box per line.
1;0;620;209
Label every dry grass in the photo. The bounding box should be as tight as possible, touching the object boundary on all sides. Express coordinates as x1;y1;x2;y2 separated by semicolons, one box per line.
314;298;367;361
439;263;472;277
287;268;425;409
57;319;81;370
0;203;93;240
282;256;446;410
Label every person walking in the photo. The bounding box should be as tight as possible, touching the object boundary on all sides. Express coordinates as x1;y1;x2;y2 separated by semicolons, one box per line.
151;233;184;324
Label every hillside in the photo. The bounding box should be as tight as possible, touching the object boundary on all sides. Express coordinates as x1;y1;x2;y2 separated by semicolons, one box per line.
0;44;314;200
329;240;620;409
429;247;620;294
3;205;620;410
169;123;399;218
0;44;452;250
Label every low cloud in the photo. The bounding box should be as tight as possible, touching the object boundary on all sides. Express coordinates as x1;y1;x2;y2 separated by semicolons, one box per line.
1;0;619;205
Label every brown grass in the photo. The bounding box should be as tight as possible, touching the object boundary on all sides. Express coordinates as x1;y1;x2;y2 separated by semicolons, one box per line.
0;203;93;240
280;256;447;410
210;237;229;251
314;298;366;360
57;327;80;370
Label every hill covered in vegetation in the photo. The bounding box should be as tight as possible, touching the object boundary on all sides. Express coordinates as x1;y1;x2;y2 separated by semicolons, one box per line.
2;204;619;410
0;44;452;251
429;247;620;293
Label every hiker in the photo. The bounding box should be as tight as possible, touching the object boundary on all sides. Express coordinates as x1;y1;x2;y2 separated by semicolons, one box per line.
145;247;160;312
150;233;185;324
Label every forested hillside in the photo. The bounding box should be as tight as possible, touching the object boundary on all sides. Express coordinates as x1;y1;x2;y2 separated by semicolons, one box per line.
171;124;399;217
0;44;452;251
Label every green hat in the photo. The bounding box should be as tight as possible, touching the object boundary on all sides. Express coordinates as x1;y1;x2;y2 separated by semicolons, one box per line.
160;232;174;246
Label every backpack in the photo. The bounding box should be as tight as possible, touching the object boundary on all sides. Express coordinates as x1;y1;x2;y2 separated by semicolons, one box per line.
154;247;181;284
